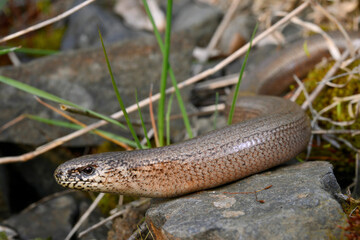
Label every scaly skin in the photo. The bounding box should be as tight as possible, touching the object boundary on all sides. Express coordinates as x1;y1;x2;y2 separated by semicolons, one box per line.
54;31;359;198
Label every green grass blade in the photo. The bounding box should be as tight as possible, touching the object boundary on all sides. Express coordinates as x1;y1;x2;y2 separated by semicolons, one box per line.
142;0;193;139
135;90;152;148
166;94;174;145
0;46;20;55
27;114;140;148
227;23;258;125
98;29;142;149
0;46;58;55
0;75;127;129
157;0;173;146
303;40;310;57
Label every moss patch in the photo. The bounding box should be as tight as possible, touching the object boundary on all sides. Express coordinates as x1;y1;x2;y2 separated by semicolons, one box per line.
296;59;360;186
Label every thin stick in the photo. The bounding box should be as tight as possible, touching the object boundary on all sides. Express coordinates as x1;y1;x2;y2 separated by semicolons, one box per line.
207;0;241;51
79;206;129;237
0;114;26;133
127;222;148;240
0;1;310;164
301;49;350;110
312;129;360;135
78;198;150;238
311;1;355;55
0;0;96;44
65;192;105;240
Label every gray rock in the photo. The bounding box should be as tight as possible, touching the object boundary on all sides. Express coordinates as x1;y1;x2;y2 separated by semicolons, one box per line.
219;14;256;55
172;1;222;44
61;0;148;50
0;33;195;146
2;192;107;240
3;193;78;240
146;161;347;240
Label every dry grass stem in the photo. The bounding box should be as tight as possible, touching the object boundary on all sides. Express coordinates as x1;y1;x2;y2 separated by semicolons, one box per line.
0;0;96;44
301;49;351;110
8;51;21;66
314;94;360;126
0;114;26;134
207;0;241;51
78;198;150;238
312;129;360;135
199;104;225;113
127;222;150;240
65;192;105;240
276;12;342;59
193;73;239;92
311;1;355;56
194;0;241;61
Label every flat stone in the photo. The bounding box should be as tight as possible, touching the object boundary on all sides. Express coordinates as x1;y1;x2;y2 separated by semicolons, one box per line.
2;194;77;240
2;192;107;240
0;33;194;146
172;1;221;34
146;161;347;240
61;0;148;50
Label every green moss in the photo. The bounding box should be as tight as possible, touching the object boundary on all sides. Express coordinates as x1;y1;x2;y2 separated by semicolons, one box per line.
93;141;127;154
296;59;360;185
339;198;360;239
14;26;66;54
1;0;66;54
36;0;52;14
0;232;8;240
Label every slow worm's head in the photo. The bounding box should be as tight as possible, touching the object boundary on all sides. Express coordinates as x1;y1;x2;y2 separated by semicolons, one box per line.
54;152;126;193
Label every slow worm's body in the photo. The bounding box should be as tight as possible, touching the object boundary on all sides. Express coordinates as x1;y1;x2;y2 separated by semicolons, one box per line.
54;31;359;198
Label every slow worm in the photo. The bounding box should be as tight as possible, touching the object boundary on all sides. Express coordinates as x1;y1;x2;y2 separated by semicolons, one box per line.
54;31;359;197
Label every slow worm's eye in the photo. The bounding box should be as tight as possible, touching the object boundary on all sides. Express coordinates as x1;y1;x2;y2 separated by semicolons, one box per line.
81;166;95;175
